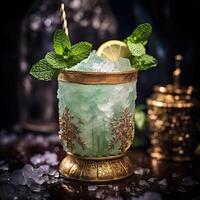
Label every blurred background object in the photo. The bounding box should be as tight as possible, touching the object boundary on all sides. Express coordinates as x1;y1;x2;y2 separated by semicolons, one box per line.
147;55;200;161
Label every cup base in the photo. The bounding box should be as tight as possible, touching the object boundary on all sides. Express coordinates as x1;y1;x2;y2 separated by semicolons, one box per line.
59;151;134;182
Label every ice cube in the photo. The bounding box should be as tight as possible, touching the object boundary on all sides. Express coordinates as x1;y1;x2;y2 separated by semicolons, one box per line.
158;179;167;186
134;168;150;176
22;164;34;178
29;183;44;193
67;51;132;72
10;170;26;186
26;177;35;187
139;180;150;187
43;151;58;166
48;169;57;176
148;177;157;183
114;58;132;71
39;165;50;174
88;185;98;191
30;154;45;166
35;175;49;185
0;163;9;171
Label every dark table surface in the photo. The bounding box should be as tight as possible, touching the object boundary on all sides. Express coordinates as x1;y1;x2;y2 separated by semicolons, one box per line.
0;131;200;200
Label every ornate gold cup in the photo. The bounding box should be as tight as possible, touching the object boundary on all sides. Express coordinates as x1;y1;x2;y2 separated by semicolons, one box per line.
147;55;200;161
57;70;137;181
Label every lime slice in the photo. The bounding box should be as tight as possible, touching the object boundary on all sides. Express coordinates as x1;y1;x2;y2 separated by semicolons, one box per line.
96;40;130;61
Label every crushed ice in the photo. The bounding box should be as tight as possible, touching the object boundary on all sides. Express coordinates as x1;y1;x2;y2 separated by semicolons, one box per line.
67;51;132;72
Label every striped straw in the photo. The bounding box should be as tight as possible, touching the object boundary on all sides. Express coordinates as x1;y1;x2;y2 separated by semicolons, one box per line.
60;3;68;35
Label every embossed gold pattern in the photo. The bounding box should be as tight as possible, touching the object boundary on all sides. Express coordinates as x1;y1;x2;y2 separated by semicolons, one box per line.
58;70;137;85
147;84;199;161
59;151;134;182
59;107;85;152
109;109;134;152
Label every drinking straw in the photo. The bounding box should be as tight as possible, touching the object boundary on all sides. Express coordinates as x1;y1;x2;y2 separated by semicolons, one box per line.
60;3;69;35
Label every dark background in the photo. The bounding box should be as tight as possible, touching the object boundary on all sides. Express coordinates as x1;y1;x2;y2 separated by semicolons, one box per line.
0;0;200;129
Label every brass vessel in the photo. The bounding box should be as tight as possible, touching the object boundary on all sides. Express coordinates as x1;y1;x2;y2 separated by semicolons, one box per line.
147;55;200;161
58;70;137;181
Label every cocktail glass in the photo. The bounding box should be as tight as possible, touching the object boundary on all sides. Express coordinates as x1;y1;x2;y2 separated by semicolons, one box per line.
58;68;137;182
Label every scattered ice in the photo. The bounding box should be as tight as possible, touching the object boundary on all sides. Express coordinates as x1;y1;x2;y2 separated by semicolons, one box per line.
0;171;10;182
48;169;57;176
181;176;198;186
0;163;9;171
158;179;167;186
139;180;150;187
9;162;60;191
30;151;58;167
88;185;98;191
113;186;119;191
29;183;44;193
30;155;43;166
177;186;187;193
130;192;137;196
134;168;150;176
68;51;132;72
125;186;131;192
96;190;105;199
26;178;35;187
39;165;50;174
148;177;157;183
47;178;59;184
22;164;34;178
0;131;17;146
10;170;26;186
54;171;60;178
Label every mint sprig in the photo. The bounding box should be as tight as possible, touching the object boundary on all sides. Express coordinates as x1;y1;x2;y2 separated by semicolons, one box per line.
30;29;92;81
125;23;157;71
30;59;59;81
53;29;71;55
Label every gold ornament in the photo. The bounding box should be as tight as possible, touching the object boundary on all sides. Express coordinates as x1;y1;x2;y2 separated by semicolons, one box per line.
59;107;85;152
109;109;134;152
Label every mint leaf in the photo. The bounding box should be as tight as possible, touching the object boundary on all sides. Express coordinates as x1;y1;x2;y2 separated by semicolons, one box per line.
65;42;92;67
131;54;157;70
127;23;152;45
53;29;71;55
45;52;68;68
127;42;145;56
30;59;59;81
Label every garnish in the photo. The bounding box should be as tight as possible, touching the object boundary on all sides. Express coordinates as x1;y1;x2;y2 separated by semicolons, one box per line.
124;23;157;70
30;29;92;81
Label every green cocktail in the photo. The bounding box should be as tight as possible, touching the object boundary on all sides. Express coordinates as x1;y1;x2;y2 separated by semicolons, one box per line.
58;70;137;157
